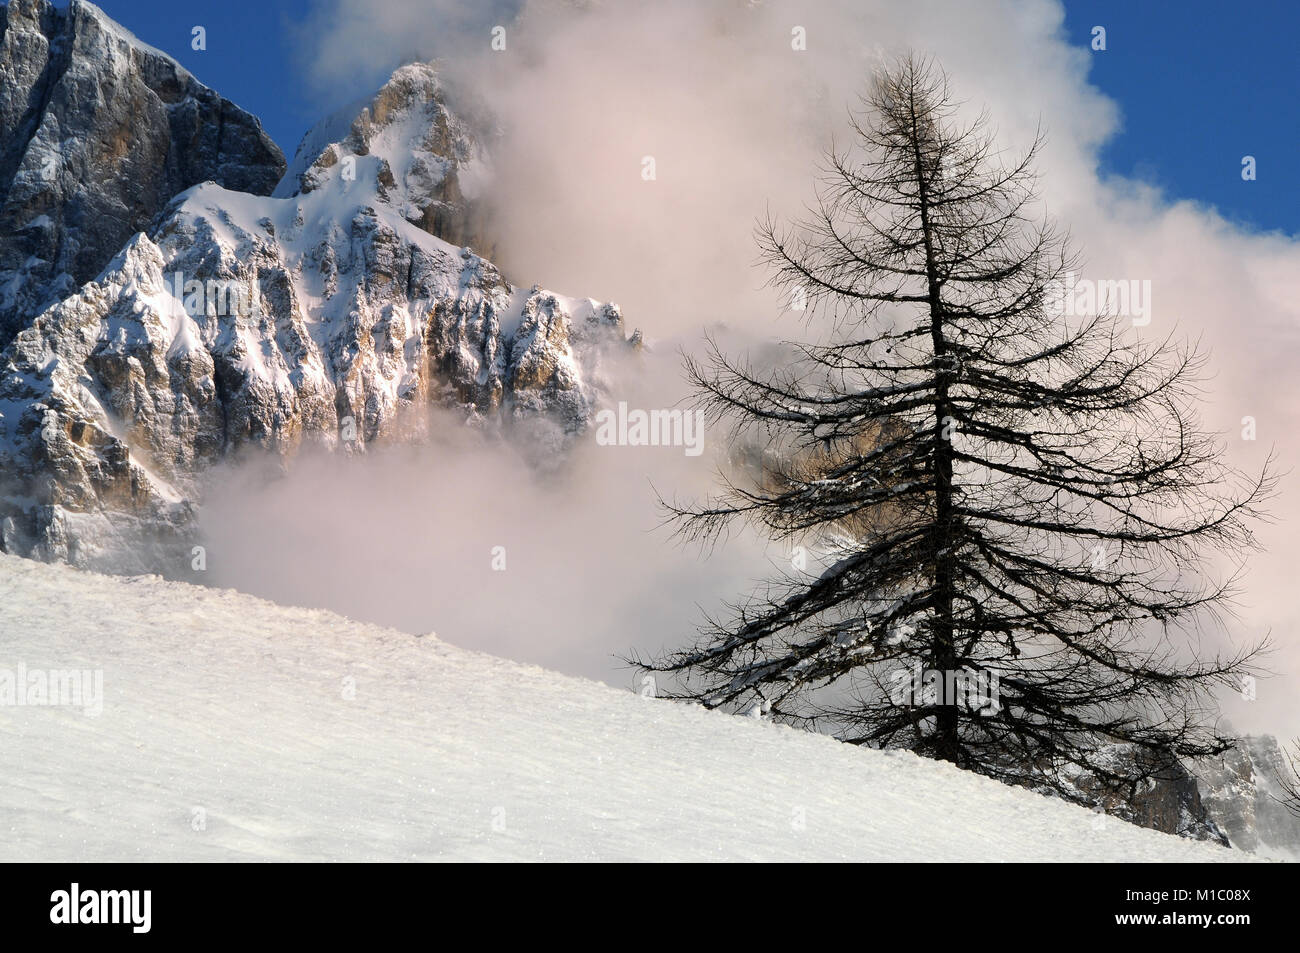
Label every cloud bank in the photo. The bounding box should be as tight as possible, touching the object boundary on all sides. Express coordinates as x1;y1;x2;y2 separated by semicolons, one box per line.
211;0;1300;737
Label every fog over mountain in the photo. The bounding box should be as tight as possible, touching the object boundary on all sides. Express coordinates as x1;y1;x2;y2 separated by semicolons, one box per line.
274;0;1300;740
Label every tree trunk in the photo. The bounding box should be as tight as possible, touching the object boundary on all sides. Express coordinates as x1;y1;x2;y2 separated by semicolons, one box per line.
908;89;959;762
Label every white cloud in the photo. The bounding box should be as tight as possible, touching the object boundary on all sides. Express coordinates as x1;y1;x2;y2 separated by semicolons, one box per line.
260;0;1300;736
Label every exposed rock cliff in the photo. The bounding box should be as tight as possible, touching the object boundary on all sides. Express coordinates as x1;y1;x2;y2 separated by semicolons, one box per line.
1051;736;1300;857
0;58;636;573
0;0;285;348
1193;735;1300;861
1051;744;1230;845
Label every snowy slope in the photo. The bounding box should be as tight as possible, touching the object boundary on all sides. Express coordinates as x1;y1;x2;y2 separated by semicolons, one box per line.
0;553;1254;862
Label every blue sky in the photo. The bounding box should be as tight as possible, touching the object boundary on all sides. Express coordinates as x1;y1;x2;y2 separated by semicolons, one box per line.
59;0;1300;235
1059;0;1298;235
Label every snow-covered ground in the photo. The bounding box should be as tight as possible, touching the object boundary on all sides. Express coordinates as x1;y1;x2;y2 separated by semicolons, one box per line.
0;553;1254;862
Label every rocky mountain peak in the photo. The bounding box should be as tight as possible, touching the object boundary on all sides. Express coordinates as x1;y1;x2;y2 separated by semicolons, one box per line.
0;0;285;348
275;62;493;256
0;37;637;574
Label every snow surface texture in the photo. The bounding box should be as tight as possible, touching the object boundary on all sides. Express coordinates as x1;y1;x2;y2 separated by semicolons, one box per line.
0;553;1253;862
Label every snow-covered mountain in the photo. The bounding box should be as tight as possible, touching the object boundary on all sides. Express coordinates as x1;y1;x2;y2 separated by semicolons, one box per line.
0;35;637;572
0;551;1251;862
0;0;285;348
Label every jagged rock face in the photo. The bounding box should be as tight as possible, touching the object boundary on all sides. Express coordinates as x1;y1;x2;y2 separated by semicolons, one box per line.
0;60;636;574
1052;744;1230;845
275;62;495;258
1048;735;1300;855
1124;759;1229;845
0;0;285;349
1193;735;1300;860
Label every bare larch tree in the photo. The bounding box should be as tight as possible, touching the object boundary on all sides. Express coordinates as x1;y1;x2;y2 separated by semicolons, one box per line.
641;55;1275;804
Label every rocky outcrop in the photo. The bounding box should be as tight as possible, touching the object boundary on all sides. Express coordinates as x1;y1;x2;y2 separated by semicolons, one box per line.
1193;735;1300;860
0;60;637;574
1052;744;1230;845
1046;735;1300;856
0;0;285;348
275;62;496;258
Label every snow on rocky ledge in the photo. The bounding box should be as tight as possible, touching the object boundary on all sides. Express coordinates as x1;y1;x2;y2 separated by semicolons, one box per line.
0;62;638;574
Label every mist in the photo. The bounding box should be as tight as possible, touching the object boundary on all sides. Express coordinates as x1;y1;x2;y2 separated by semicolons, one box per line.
198;343;781;686
217;0;1300;737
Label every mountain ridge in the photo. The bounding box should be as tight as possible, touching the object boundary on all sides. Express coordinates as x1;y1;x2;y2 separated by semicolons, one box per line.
0;25;637;574
0;0;286;347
